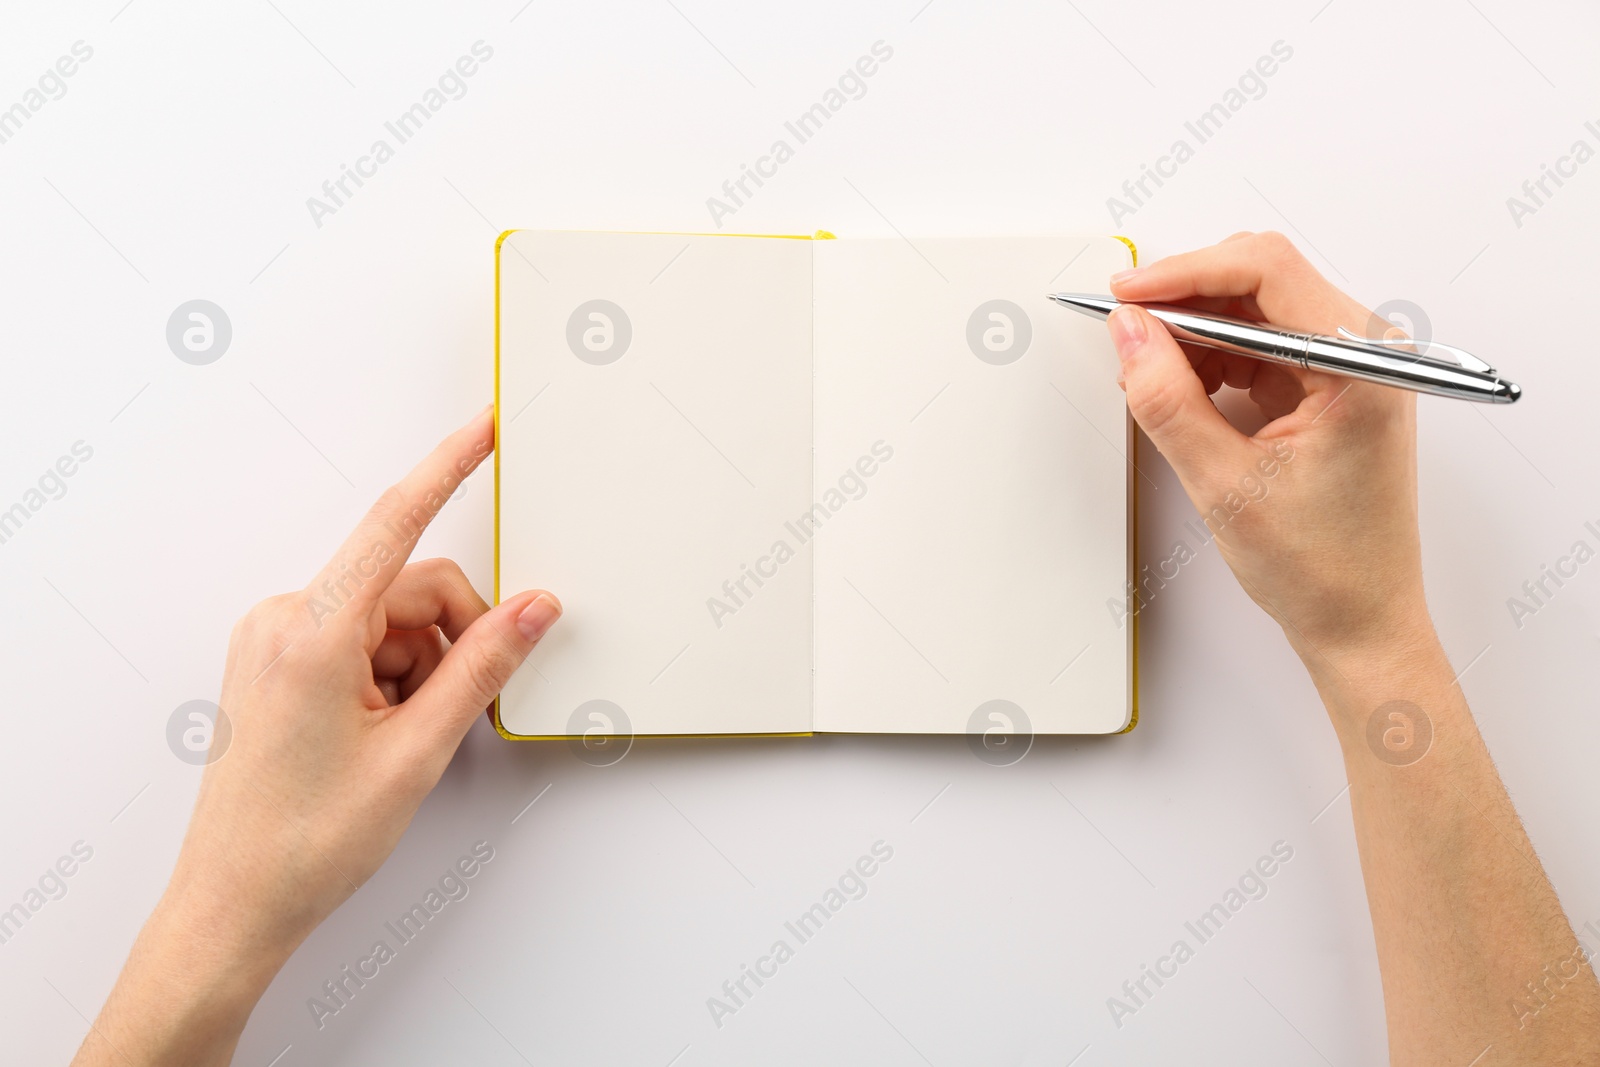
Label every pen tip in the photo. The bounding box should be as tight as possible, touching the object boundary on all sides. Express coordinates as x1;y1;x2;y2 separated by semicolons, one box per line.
1048;293;1118;321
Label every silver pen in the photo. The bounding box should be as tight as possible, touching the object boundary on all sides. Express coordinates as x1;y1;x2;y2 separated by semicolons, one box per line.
1048;294;1520;404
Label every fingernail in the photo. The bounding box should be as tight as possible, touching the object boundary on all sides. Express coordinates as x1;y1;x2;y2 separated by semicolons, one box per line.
516;593;562;642
1108;306;1146;361
480;401;494;417
1110;268;1143;286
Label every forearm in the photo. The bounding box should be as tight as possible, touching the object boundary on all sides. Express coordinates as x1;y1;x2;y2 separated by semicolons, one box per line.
1296;622;1600;1064
70;881;290;1067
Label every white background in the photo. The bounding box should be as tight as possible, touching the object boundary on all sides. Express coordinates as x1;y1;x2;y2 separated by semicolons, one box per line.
2;1;1597;1064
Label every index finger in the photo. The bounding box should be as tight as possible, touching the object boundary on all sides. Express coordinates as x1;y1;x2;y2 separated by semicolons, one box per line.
1109;231;1366;336
306;405;494;618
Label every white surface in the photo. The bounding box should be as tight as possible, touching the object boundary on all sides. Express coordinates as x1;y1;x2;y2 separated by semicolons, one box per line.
812;236;1132;734
1;1;1597;1064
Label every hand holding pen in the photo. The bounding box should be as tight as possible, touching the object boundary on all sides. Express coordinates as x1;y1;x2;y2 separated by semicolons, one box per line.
1053;275;1518;403
1085;230;1431;657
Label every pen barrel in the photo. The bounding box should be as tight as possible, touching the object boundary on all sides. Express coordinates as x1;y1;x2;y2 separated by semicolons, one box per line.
1148;312;1310;368
1300;337;1510;402
1138;305;1516;404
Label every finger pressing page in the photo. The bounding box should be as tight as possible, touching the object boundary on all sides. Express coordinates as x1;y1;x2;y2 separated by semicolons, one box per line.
306;406;494;618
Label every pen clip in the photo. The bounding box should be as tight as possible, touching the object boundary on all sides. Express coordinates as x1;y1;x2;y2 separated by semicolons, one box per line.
1334;327;1497;375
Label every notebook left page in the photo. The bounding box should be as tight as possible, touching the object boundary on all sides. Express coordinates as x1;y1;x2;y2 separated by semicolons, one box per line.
496;231;815;737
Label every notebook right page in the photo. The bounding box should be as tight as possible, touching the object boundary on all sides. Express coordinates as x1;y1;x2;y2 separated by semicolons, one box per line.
811;235;1134;734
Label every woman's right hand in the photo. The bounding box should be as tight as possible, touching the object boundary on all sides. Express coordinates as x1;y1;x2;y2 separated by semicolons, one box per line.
1104;231;1435;679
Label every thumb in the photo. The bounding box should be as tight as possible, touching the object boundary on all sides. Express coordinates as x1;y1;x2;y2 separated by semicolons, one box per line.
1109;304;1252;487
406;589;562;741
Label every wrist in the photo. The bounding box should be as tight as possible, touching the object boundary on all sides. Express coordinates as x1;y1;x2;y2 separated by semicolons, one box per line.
153;874;298;1004
158;794;348;992
1285;605;1452;735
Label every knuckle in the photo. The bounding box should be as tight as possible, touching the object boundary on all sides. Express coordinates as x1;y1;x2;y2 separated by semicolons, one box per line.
1255;230;1299;263
266;592;315;638
229;592;320;679
267;590;305;613
238;592;293;634
417;557;486;613
416;557;466;586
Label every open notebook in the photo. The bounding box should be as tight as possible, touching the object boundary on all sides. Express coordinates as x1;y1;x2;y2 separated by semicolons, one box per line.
493;231;1137;739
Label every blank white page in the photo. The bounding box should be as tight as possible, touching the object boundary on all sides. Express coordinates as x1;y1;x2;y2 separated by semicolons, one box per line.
497;231;814;737
811;236;1134;734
